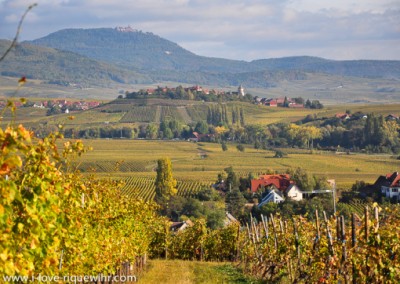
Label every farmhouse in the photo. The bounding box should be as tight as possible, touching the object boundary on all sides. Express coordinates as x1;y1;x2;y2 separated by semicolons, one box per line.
374;171;400;201
335;113;351;120
385;114;399;121
257;184;303;206
285;184;303;201
258;189;285;206
251;174;294;193
188;131;214;142
170;219;194;232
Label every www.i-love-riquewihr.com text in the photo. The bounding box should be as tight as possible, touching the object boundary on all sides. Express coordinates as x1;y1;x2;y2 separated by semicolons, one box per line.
2;274;137;283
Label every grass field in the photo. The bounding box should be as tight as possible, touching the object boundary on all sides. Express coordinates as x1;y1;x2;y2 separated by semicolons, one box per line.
71;139;400;196
138;259;260;284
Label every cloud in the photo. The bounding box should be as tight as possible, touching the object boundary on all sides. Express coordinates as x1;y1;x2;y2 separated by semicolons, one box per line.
0;0;399;60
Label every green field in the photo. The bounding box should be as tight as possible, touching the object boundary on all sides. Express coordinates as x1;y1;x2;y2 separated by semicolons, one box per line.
69;139;400;200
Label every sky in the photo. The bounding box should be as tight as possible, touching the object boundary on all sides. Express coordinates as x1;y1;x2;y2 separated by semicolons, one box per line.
0;0;399;61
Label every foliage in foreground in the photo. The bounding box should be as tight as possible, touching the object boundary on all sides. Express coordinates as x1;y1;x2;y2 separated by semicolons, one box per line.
0;123;165;277
239;207;400;283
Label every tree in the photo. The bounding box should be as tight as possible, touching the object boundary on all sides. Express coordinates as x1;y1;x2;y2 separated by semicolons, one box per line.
146;123;158;139
226;189;246;219
236;144;245;152
195;121;209;134
221;141;228;151
224;167;239;192
306;125;323;149
239;108;245;126
274;150;286;158
283;96;289;107
155;158;177;202
289;167;316;191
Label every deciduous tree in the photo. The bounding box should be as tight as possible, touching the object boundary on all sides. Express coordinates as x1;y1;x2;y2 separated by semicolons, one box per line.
155;158;177;201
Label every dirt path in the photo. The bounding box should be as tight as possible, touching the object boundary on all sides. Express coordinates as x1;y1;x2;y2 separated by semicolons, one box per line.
154;105;162;122
137;259;259;284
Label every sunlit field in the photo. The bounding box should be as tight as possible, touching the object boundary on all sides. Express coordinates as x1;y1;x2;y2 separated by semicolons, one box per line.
72;139;400;192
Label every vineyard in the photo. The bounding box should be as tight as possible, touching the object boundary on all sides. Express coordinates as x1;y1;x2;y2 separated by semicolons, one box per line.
238;206;400;283
338;199;372;216
120;106;157;122
159;106;185;122
186;105;208;122
76;160;155;173
121;176;211;201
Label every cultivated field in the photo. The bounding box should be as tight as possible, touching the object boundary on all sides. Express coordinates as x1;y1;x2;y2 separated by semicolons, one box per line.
69;139;400;200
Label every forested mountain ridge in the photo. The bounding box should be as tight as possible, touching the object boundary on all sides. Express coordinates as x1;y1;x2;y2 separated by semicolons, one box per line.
0;39;152;87
251;57;400;78
27;28;254;73
27;28;400;79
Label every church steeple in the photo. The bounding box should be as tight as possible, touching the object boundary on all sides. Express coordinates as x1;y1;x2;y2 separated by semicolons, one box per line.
238;84;245;96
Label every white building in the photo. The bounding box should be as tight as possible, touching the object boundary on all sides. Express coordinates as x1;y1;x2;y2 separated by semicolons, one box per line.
375;172;400;201
238;85;245;96
285;184;303;201
258;189;284;206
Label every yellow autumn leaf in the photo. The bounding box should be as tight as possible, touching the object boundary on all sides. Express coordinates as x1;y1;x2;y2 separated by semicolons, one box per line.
0;252;8;261
17;223;24;233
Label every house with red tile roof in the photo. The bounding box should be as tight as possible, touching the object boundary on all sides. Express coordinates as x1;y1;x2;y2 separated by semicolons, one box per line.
335;113;351;120
251;174;294;193
374;172;400;201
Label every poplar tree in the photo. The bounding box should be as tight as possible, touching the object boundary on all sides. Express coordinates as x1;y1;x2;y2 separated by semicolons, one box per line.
155;158;177;201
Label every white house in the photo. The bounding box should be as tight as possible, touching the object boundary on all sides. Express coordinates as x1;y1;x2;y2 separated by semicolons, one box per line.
375;172;400;201
285;184;303;201
258;189;284;207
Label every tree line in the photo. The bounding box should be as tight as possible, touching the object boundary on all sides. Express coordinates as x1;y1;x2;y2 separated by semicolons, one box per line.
58;111;400;154
123;85;254;103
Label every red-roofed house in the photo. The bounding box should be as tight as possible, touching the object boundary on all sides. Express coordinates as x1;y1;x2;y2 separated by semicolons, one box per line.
265;99;278;107
251;174;294;193
335;113;351;120
375;172;400;201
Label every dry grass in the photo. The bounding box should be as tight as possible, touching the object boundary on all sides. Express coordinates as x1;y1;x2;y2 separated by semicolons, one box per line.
138;259;259;284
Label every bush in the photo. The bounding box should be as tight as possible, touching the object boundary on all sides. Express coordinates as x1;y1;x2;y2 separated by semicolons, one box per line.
274;150;287;158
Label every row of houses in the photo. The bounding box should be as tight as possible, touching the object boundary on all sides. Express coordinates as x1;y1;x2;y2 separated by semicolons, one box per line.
335;113;399;121
0;99;101;111
255;97;304;108
143;85;245;97
251;174;317;206
251;171;400;207
32;100;101;111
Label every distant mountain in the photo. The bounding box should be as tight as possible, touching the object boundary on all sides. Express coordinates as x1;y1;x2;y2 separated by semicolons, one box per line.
0;39;151;87
250;57;400;78
27;28;400;80
27;28;255;73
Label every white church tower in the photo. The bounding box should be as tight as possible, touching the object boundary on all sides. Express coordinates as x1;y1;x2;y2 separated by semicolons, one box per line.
238;85;245;96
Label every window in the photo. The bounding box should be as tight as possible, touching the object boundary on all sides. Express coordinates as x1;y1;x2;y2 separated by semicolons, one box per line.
392;188;398;193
